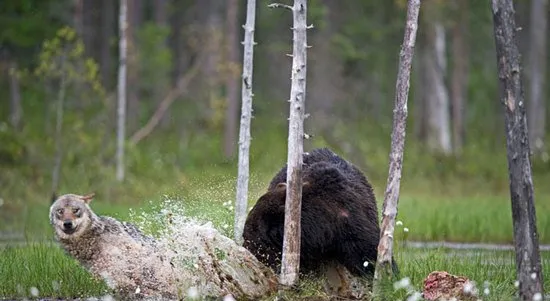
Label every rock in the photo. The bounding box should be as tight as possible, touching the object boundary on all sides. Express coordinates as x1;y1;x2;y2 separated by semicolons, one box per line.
422;271;477;301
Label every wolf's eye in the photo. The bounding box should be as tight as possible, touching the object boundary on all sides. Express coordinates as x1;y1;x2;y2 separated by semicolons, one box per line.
73;208;81;215
56;209;63;215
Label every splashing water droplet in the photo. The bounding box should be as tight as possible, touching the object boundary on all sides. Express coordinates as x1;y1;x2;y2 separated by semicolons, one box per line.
404;227;409;233
396;220;403;226
223;294;237;301
187;286;199;299
393;277;411;290
531;273;537;280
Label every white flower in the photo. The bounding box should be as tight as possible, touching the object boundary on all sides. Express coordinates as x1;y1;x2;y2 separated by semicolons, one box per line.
396;220;403;226
363;261;369;267
484;288;490;295
30;287;39;297
187;287;199;299
51;280;60;291
404;227;409;233
514;280;519;288
532;292;542;301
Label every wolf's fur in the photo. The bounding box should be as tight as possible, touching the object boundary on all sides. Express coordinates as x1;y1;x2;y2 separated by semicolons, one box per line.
50;194;277;300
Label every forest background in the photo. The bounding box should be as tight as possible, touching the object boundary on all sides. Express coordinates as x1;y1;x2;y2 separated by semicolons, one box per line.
1;0;550;245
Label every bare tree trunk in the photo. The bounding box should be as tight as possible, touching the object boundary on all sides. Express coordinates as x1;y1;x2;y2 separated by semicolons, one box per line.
8;60;22;130
116;0;128;182
268;0;309;287
223;0;240;159
73;0;84;36
425;21;452;154
126;0;141;132
374;0;420;294
491;1;544;300
100;0;114;89
51;59;67;201
234;0;257;246
527;0;548;155
450;0;469;154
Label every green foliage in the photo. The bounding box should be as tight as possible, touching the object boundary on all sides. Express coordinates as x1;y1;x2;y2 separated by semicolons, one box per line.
0;0;65;55
0;123;26;165
34;26;105;98
0;244;108;298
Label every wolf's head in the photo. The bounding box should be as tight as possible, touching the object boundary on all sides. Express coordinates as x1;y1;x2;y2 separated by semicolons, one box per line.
50;193;96;240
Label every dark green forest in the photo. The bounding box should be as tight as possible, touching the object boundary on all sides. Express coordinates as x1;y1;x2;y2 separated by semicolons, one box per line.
0;0;549;241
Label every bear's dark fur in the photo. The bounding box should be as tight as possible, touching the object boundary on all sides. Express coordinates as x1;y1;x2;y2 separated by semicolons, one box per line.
243;148;387;278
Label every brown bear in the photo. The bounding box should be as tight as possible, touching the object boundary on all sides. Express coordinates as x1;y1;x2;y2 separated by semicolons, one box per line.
243;148;395;279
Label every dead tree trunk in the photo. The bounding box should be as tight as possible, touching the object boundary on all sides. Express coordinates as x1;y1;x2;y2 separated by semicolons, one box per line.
116;0;128;182
268;0;309;287
491;1;544;300
527;0;548;155
8;60;22;130
224;0;240;159
234;0;257;245
374;0;420;293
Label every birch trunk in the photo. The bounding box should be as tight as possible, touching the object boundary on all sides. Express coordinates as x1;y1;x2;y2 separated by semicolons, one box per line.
527;0;548;154
234;0;257;245
425;21;452;154
374;0;420;293
491;0;544;299
116;0;128;182
278;0;309;287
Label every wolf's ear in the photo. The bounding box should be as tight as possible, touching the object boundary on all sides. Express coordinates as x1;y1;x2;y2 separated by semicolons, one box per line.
81;193;95;204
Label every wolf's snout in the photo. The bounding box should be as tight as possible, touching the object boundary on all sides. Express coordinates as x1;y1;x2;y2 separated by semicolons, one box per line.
63;221;74;229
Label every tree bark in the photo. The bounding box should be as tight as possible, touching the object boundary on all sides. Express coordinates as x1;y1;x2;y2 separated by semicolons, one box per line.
424;20;452;154
374;0;420;293
100;0;114;89
223;0;240;159
272;0;309;287
527;0;548;155
8;60;22;130
450;0;469;154
234;0;257;245
116;0;128;182
491;1;544;300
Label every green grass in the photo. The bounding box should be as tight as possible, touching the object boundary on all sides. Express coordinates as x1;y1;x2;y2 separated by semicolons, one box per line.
0;243;108;299
2;243;548;300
